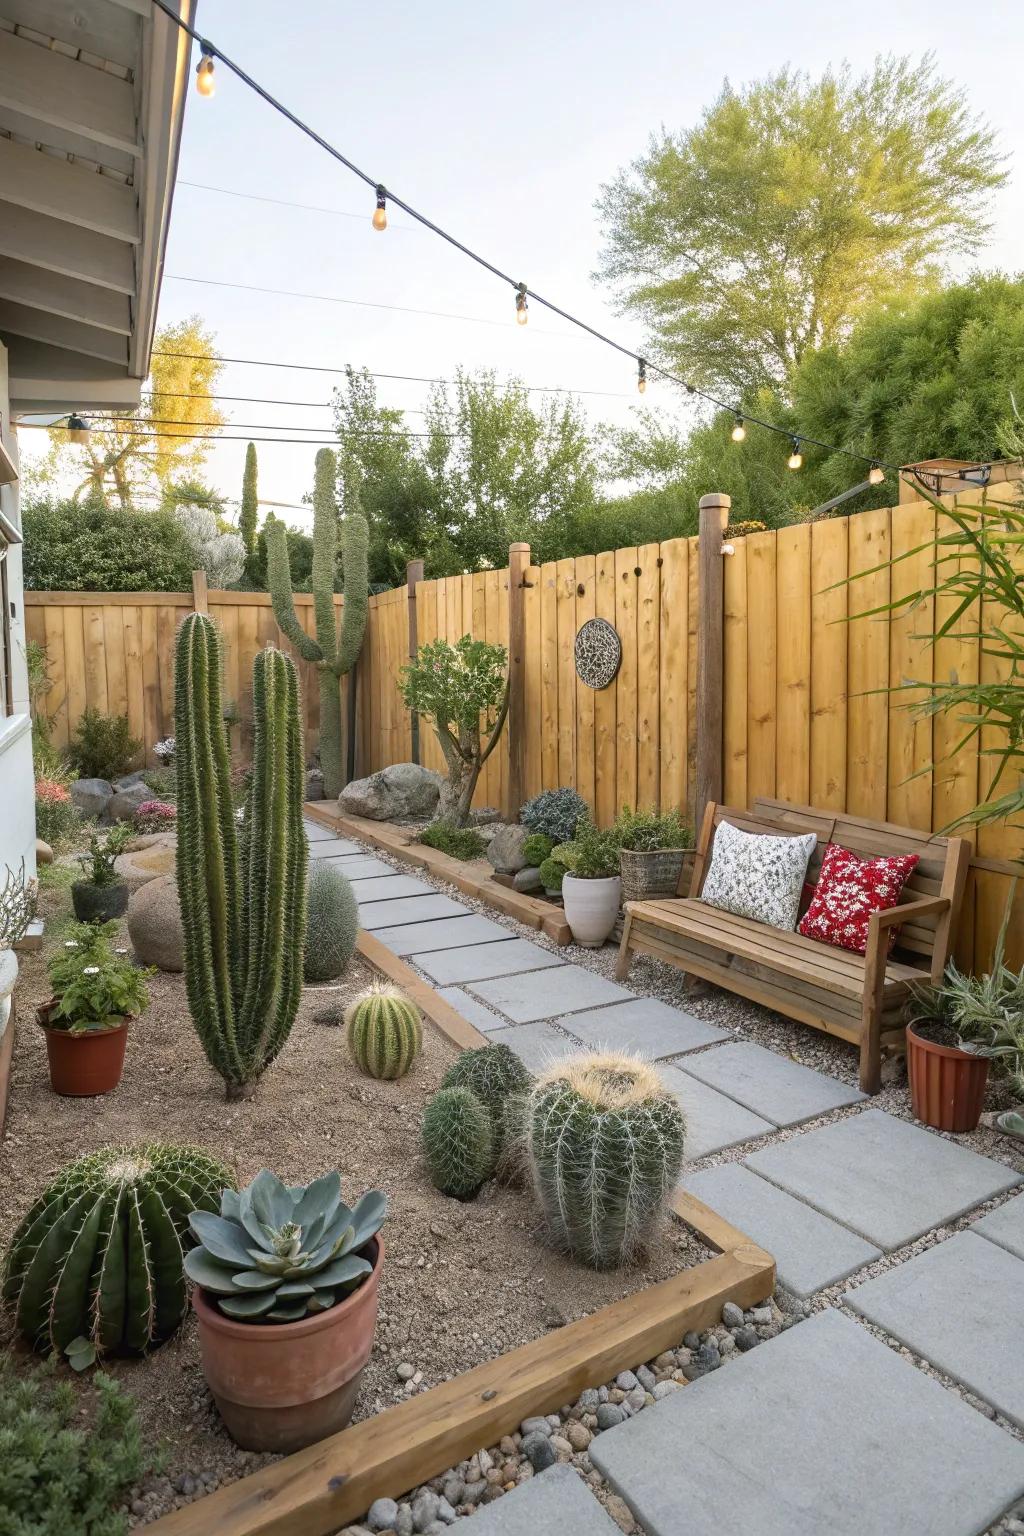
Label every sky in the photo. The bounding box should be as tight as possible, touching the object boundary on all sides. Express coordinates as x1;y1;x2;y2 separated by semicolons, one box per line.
20;0;1024;524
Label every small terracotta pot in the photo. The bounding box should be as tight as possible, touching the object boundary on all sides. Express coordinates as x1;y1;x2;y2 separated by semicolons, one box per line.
193;1236;384;1452
37;999;129;1097
906;1022;989;1133
71;881;129;924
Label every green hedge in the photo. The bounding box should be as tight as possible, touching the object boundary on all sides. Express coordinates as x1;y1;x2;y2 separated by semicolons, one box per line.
22;499;195;592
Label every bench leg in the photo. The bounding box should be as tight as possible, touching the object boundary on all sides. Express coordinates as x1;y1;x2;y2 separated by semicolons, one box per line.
615;913;634;982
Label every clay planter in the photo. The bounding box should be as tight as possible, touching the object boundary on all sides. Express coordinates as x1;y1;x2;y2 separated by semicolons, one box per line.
37;999;129;1096
562;874;622;948
906;1022;989;1133
71;880;129;924
192;1236;384;1453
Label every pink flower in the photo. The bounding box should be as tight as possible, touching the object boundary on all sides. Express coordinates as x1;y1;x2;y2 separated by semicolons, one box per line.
35;778;70;804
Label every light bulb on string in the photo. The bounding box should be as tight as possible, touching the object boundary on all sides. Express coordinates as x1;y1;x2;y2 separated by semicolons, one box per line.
868;464;885;486
67;414;92;445
195;43;216;97
372;185;387;231
515;284;528;326
731;416;746;443
637;359;647;394
787;437;803;471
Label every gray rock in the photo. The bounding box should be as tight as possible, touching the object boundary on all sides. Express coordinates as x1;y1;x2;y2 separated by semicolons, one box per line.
441;1478;464;1508
468;806;503;826
653;1380;682;1400
461;1480;486;1505
127;876;184;972
305;768;325;801
520;1416;552;1438
521;1431;557;1472
615;1370;639;1391
683;1331;701;1349
597;1403;627;1430
113;771;147;791
735;1326;760;1352
396;1361;416;1381
412;1491;440;1532
750;1307;773;1326
394;1508;413;1536
577;1388;600;1413
513;865;544;893
367;1498;399;1532
624;1386;646;1413
70;777;113;819
106;782;151;822
722;1301;745;1328
636;1365;657;1393
486;823;532;874
435;1496;457;1525
339;762;442;821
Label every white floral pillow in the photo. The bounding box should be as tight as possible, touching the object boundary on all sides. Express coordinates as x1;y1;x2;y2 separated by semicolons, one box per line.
699;820;818;931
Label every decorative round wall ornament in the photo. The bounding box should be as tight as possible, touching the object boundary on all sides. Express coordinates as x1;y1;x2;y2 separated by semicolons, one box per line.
574;617;622;690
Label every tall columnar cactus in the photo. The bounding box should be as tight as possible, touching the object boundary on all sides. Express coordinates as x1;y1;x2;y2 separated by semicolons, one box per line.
346;982;423;1080
266;448;368;798
239;441;259;572
304;861;359;982
526;1052;686;1269
175;613;308;1099
2;1145;231;1365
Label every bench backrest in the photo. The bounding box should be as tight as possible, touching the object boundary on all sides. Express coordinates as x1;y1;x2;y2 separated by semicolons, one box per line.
690;798;970;967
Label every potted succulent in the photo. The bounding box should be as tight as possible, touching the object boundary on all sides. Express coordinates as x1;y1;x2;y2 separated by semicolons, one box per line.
71;823;131;923
612;806;694;903
185;1169;387;1452
560;817;621;948
37;921;151;1096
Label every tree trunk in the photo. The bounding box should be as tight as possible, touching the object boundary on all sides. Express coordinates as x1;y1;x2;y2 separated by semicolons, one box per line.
437;754;480;826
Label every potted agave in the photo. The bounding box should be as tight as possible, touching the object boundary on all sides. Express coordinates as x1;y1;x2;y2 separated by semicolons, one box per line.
71;824;131;923
185;1169;387;1452
37;920;150;1096
560;817;622;948
613;806;694;903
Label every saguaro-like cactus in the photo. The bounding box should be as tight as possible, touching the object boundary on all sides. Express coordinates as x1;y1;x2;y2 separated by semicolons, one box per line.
266;448;368;798
175;613;307;1099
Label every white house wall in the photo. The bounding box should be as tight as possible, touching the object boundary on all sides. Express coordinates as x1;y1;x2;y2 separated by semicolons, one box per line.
0;337;35;885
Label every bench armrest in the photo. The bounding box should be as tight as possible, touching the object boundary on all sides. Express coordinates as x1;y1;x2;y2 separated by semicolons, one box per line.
868;896;950;932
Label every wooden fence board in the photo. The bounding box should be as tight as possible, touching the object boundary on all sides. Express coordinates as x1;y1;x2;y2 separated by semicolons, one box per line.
614;546;638;814
722;535;748;808
809;518;848;810
523;563;542;801
846;508;890;821
775;524;811;804
636;541;661;811
887;500;935;832
744;531;776;804
658;537;687;816
555;558;576;793
574;554;596;814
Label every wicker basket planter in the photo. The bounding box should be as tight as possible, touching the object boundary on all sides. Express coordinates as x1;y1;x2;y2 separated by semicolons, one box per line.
619;847;688;904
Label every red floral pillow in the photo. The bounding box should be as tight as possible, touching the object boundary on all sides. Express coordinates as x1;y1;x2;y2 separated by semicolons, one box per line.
798;843;918;955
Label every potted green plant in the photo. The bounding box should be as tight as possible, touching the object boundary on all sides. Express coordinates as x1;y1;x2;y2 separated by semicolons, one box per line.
71;824;131;923
185;1169;387;1452
560;818;621;947
37;921;150;1096
612;806;694;903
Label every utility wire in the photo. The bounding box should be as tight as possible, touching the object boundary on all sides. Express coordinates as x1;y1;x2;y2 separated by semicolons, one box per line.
147;361;634;400
23;423;448;444
178;179;419;228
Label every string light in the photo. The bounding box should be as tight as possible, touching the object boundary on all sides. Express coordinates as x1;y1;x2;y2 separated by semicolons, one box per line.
787;437;803;471
195;43;216;97
868;464;885;486
66;414;92;445
515;284;529;327
637;358;647;395
372;185;387;232
731;416;746;443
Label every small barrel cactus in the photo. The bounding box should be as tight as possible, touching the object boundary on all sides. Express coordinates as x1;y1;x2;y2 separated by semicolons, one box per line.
422;1086;493;1200
441;1043;531;1147
2;1145;232;1365
346;982;423;1080
526;1052;685;1269
304;861;359;982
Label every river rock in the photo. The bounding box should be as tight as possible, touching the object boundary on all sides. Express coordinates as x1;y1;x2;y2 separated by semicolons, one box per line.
339;763;443;821
127;876;184;972
512;865;543;892
486;824;531;874
115;836;176;891
35;838;53;865
70;777;113;819
105;782;151;822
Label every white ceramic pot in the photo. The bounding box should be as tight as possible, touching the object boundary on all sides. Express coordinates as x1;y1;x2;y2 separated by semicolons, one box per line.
562;874;622;948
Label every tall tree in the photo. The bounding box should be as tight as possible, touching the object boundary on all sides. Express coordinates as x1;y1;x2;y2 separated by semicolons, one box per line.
239;442;258;555
596;56;1005;398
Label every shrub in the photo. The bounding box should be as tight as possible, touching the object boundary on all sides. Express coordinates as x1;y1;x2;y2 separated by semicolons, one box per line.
34;777;80;847
538;857;565;892
22;498;194;592
134;799;177;834
143;766;177;800
520;787;587;844
0;862;37;949
565;816;619;878
0;1353;148;1533
522;832;555;866
75;824;132;888
68;709;142;780
417;821;486;860
611;806;693;852
422;1086;493;1199
305;861;359;982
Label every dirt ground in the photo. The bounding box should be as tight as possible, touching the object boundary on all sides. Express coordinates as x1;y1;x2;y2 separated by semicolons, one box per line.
0;873;706;1505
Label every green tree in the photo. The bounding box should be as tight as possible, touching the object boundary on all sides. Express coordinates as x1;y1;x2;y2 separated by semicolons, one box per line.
596;56;1005;398
399;636;509;824
22;498;194;591
239;441;259;570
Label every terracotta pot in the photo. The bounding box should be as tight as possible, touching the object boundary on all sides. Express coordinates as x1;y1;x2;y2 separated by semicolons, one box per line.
71;881;129;923
562;874;622;948
193;1236;384;1452
37;999;128;1097
906;1022;989;1133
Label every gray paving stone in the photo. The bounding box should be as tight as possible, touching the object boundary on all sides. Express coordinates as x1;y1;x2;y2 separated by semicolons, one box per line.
558;998;731;1059
676;1039;866;1126
357;894;469;930
308;836;363;857
484;1022;580;1073
684;1163;881;1296
465;1465;621;1536
373;913;511;957
845;1230;1024;1428
350;874;433;903
414;938;565;986
469;965;633;1024
746;1109;1021;1251
302;821;336;842
590;1308;1024;1536
657;1064;773;1158
973;1191;1024;1261
436;987;509;1034
327;855;396;880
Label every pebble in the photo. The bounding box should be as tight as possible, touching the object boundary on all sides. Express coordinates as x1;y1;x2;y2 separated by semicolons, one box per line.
442;1477;464;1507
750;1306;773;1326
605;1494;637;1534
367;1498;399;1532
395;1506;414;1536
635;1365;657;1393
412;1491;440;1532
624;1386;646;1413
683;1331;701;1349
615;1370;639;1391
722;1301;745;1327
566;1422;592;1451
735;1325;760;1352
719;1333;736;1356
653;1380;682;1401
462;1480;487;1505
596;1403;627;1430
436;1496;457;1524
396;1362;416;1381
520;1416;552;1438
521;1431;557;1472
577;1388;600;1413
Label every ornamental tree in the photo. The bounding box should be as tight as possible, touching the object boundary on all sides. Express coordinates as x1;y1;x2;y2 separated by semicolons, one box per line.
399;636;509;826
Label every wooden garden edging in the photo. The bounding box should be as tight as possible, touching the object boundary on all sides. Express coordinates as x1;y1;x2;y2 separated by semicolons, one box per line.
146;925;775;1536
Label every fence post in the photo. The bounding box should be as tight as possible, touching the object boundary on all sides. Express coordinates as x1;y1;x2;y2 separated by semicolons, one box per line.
406;558;424;765
695;494;730;829
506;542;530;820
191;569;208;614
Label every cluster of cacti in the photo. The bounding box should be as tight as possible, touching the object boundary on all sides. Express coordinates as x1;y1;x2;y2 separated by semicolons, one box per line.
525;1052;685;1269
2;1145;231;1366
184;1169;386;1324
346;982;423;1080
175;613;308;1100
304;861;359;982
422;1087;494;1200
441;1042;531;1127
266;448;368;798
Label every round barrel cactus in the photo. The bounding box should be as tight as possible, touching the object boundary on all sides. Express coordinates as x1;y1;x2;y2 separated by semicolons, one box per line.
2;1145;231;1365
422;1086;493;1200
346;983;422;1080
526;1052;685;1269
304;861;359;982
441;1042;531;1148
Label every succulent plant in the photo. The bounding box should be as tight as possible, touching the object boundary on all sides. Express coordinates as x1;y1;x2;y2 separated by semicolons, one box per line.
184;1170;386;1324
422;1086;493;1200
3;1145;231;1366
305;861;359;983
441;1042;531;1150
346;982;423;1080
525;1052;685;1269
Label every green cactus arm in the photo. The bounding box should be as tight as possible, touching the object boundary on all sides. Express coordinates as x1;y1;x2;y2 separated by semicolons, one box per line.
265;518;323;664
334;510;369;677
311;448;340;665
239;442;258;554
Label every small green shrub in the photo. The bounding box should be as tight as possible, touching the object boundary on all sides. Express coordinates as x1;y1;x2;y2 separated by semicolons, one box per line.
538;857;565;892
521;832;555;867
76;825;131;888
612;806;693;852
68;709;142;781
417;821;486;860
422;1086;493;1199
520;787;587;844
22;498;194;593
143;766;177;800
566;816;619;878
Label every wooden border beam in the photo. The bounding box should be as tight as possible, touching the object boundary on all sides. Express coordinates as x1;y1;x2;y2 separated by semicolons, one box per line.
0;30;142;158
0;202;136;295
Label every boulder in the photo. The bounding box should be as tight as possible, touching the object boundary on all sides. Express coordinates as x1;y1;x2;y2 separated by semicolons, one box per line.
513;865;543;893
113;771;147;792
35;838;54;866
305;768;325;802
338;762;443;821
127;875;184;972
105;782;151;823
486;823;531;874
115;835;176;891
70;777;113;819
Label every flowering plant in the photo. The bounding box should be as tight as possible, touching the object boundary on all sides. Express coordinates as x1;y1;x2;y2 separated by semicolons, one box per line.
153;737;176;766
35;777;70;805
46;922;151;1032
134;799;177;834
34;777;81;847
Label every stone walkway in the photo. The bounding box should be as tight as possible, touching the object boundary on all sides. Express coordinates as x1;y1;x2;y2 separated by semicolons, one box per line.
306;819;1024;1534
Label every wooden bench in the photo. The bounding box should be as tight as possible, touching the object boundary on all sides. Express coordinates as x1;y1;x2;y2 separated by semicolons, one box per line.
616;798;970;1093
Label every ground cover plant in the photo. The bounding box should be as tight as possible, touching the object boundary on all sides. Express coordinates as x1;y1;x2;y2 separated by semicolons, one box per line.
417;821;486;859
